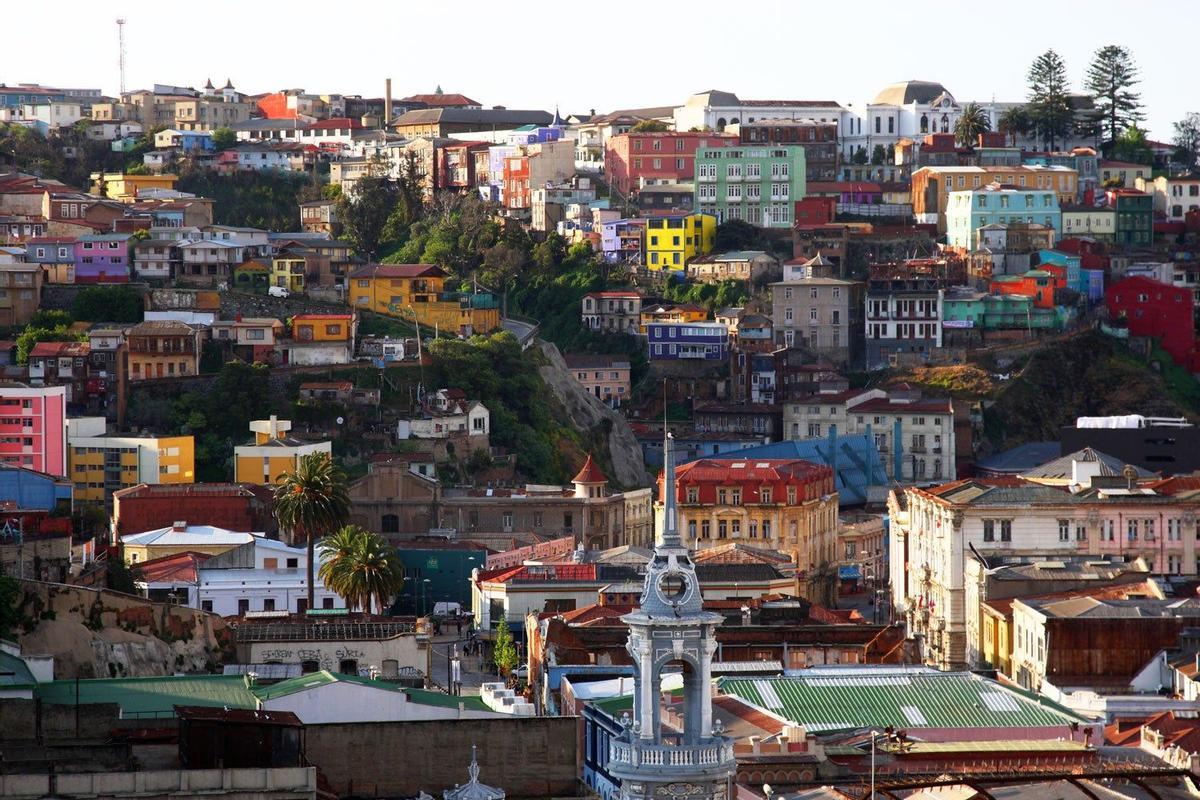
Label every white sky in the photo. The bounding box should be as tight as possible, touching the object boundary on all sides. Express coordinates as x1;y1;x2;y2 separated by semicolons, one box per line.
6;0;1196;141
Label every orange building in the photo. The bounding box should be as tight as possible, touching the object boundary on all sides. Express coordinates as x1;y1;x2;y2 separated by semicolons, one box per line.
989;267;1066;309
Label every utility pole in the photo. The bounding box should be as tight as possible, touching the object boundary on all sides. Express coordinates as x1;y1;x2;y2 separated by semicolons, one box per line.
115;19;127;96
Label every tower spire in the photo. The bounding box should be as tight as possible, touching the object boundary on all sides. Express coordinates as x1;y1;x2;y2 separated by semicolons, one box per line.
660;430;682;549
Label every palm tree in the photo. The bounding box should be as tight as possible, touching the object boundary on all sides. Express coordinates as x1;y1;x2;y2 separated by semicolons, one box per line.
273;452;351;610
954;103;992;148
998;106;1031;148
322;529;405;614
318;524;368;596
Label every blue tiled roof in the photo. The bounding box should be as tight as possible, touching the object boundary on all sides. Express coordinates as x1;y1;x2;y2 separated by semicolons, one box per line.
680;433;886;506
974;442;1059;475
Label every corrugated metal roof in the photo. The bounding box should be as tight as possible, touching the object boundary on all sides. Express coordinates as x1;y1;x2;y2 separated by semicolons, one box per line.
719;671;1087;733
34;674;256;716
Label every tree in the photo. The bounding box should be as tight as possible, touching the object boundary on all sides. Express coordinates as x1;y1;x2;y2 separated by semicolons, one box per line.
998;106;1031;147
337;174;399;259
211;127;237;151
870;144;888;165
715;219;764;252
1084;45;1143;149
630;119;670;133
1110;125;1153;165
1027;49;1073;150
1173;112;1200;168
273;453;351;609
850;146;868;165
15;325;85;365
319;525;404;613
106;555;140;595
493;616;518;676
954;102;992;147
71;286;144;323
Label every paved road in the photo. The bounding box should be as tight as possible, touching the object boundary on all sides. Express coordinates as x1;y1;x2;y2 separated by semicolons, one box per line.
427;634;499;696
501;317;538;348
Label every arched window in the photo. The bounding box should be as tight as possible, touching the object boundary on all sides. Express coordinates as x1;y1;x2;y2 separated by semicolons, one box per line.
716;117;727;130
382;513;399;533
920;114;929;133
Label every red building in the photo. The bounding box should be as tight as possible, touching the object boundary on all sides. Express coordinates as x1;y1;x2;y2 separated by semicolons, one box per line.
666;458;835;507
1106;276;1200;370
990;267;1067;309
437;141;490;192
111;482;278;537
604;132;736;196
502;154;531;210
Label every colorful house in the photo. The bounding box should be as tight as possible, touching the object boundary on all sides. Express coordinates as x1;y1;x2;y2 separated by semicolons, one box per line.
89;172;178;202
349;263;500;336
646;322;729;360
639;302;707;335
125;320;204;381
1105;189;1154;247
1106;276;1200;371
73;234;132;283
233;416;331;485
990;269;1066;309
0;385;67;477
66;417;194;505
234;257;270;291
290;313;356;343
693;145;807;228
946;184;1060;250
643;213;716;270
270;255;307;293
25;237;77;283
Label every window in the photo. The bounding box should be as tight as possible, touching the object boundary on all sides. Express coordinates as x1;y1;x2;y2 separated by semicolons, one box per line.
263;598;276;611
1000;520;1012;542
761;487;772;504
201;600;213;612
1169;518;1182;541
718;520;728;538
1075;524;1087;541
286;558;298;569
1127;519;1139;541
237;598;249;615
1104;519;1115;541
701;520;710;538
1058;519;1069;542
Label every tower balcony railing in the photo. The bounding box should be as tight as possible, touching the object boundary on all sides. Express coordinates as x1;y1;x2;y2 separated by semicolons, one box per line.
608;738;736;774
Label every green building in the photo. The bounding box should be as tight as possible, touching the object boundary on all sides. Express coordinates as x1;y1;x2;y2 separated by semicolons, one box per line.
1109;189;1154;247
392;547;487;615
944;289;1063;331
694;145;806;228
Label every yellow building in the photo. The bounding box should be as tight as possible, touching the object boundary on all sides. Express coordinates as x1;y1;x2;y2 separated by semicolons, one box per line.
271;255;307;293
233;416;332;485
643;213;716;271
911;165;1078;231
89;173;179;202
349;263;501;337
67;418;194;505
290;313;356;342
639;301;708;334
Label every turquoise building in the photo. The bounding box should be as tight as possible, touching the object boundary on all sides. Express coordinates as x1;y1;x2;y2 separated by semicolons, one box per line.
942;290;1065;331
694;145;806;228
946;186;1061;249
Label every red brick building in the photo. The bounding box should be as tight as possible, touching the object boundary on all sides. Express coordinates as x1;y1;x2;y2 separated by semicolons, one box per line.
1106;275;1200;370
604;132;736;196
111;482;278;537
437;141;490;191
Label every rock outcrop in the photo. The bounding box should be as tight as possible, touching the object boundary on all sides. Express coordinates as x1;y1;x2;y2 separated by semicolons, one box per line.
536;341;651;489
14;580;229;679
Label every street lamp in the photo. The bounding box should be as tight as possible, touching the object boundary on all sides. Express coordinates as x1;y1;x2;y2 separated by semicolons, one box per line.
422;578;431;615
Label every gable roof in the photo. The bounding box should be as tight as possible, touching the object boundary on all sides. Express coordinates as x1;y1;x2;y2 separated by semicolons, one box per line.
349;263;445;279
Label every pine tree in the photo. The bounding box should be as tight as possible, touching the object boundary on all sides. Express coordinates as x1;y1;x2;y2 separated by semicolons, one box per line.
1027;49;1074;150
1084;45;1143;150
493;616;518;676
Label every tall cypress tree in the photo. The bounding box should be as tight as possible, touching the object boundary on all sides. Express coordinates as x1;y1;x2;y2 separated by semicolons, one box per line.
1027;49;1073;150
1084;45;1144;150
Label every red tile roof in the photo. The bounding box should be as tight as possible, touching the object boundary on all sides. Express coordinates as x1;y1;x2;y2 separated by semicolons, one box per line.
136;551;211;583
349;263;445;279
572;454;607;485
30;341;89;358
304;117;364;131
291;313;354;321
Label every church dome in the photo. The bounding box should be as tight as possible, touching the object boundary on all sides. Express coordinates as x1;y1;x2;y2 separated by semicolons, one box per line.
873;80;951;105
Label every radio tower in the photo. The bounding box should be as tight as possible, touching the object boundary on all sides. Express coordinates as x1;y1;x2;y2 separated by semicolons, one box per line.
116;18;127;95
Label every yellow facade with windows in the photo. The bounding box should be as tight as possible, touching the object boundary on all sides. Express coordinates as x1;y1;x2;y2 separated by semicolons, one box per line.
349;264;500;336
643;213;716;271
68;430;195;505
233;417;332;485
89;173;179;202
271;256;307;293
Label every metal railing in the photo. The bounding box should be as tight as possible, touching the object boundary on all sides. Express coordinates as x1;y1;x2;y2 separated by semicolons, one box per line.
609;740;735;769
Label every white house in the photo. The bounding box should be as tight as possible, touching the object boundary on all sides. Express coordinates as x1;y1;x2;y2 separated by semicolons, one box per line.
197;537;340;616
87;121;144;141
22;101;85;129
397;398;490;440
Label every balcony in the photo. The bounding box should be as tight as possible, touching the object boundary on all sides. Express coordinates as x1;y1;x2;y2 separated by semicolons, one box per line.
608;738;736;779
910;445;927;454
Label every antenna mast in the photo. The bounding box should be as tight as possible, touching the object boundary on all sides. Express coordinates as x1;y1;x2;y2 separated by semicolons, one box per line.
116;18;127;95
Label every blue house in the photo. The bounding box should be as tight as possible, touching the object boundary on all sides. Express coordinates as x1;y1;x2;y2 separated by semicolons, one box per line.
0;465;72;513
647;322;728;361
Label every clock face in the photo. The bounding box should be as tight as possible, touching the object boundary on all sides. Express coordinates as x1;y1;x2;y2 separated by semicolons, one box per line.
658;572;689;602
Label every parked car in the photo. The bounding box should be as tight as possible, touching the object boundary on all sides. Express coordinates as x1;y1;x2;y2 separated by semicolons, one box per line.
268;285;290;298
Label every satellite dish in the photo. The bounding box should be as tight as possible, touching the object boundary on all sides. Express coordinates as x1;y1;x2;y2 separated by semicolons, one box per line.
336;416;344;425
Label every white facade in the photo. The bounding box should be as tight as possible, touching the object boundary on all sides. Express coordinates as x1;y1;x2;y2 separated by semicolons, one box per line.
672;91;844;140
22;102;85;129
397;401;489;440
197;537;337;616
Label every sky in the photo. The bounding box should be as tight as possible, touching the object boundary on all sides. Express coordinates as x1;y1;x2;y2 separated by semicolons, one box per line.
6;0;1197;141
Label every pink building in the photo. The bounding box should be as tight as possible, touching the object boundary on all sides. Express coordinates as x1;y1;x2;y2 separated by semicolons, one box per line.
0;385;68;476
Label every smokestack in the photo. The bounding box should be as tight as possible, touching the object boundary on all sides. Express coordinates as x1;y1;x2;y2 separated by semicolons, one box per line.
384;78;392;130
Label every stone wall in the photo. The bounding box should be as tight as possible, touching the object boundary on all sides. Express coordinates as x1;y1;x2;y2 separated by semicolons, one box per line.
304;716;579;798
0;698;121;742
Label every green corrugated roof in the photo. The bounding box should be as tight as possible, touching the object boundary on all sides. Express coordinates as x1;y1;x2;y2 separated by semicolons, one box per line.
593;694;634;716
718;672;1087;734
404;687;491;712
0;650;36;686
34;674;256;717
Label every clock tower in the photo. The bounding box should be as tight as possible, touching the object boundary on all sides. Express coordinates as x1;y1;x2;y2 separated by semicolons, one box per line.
606;433;736;800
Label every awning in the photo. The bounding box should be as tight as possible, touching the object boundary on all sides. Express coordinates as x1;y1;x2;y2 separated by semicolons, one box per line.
839;565;862;580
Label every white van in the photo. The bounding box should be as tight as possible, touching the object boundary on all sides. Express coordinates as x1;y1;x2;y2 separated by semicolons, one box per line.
268;285;290;298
